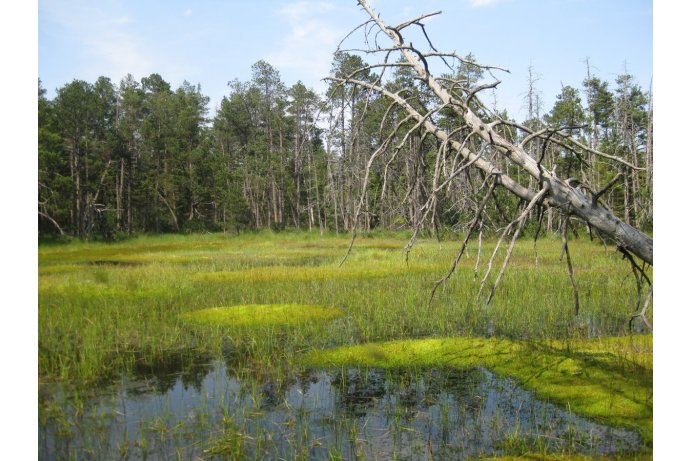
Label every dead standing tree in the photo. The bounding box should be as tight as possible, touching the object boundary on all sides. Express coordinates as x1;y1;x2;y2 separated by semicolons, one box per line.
331;1;652;326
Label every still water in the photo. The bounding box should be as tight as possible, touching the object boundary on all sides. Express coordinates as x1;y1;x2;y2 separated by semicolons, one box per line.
39;361;640;460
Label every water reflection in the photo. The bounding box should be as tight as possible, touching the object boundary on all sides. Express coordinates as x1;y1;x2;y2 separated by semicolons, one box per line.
39;362;641;460
130;351;215;395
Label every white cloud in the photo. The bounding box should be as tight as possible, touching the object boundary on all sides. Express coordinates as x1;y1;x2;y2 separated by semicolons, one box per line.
184;8;192;17
469;0;501;7
82;28;152;81
278;1;334;22
40;0;161;83
265;1;343;92
112;15;134;25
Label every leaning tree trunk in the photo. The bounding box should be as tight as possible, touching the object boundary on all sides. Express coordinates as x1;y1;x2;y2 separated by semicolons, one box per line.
339;0;652;266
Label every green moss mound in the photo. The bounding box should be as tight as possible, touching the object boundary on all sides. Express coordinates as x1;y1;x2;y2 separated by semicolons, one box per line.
194;262;439;283
181;304;342;327
301;335;652;446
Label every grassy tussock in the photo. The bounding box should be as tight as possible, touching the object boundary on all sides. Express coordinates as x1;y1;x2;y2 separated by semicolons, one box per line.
39;230;652;457
180;304;343;327
194;261;440;283
39;232;652;380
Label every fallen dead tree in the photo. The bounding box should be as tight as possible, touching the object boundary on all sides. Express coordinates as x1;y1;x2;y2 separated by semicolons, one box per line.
330;0;652;325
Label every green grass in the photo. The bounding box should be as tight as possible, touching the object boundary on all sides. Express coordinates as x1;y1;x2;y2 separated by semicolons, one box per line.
39;231;652;378
39;230;653;458
180;304;343;327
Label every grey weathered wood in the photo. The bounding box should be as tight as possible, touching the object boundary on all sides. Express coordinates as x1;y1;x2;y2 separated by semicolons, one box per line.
348;0;652;265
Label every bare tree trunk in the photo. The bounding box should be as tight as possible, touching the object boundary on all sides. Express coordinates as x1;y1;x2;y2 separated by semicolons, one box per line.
338;0;652;265
646;93;653;224
116;158;125;229
624;167;631;224
584;58;598;191
39;209;65;235
157;189;179;231
327;161;339;234
127;154;132;233
69;144;81;236
295;133;303;229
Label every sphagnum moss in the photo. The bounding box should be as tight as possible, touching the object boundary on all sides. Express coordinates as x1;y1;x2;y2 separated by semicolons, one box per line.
180;304;343;327
300;334;653;446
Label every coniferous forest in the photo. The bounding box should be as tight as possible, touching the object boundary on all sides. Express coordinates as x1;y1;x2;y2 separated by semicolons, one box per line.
38;54;652;241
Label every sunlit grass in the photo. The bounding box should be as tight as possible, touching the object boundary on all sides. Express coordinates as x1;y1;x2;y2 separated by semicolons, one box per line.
38;230;652;458
180;304;343;327
39;231;651;382
194;261;440;283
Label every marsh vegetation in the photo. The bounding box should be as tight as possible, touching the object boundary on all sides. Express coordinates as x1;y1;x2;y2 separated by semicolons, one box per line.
39;232;652;459
37;0;655;457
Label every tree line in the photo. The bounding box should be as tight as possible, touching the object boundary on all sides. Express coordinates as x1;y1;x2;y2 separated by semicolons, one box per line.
38;55;652;240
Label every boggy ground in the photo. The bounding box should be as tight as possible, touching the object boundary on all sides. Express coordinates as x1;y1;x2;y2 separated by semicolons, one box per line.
38;231;652;459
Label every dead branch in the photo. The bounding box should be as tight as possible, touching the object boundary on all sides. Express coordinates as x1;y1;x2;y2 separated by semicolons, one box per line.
502;119;643;171
561;214;580;315
483;185;549;306
332;0;653;314
38;209;65;235
474;219;483;279
156;188;180;232
422;51;511;75
533;206;546;268
339;103;442;267
592;173;623;205
428;175;498;307
629;284;653;332
393;11;443;31
618;244;652;321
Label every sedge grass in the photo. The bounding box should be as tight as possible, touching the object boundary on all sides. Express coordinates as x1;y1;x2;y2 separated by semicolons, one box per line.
180;304;343;327
39;231;652;458
39;231;651;380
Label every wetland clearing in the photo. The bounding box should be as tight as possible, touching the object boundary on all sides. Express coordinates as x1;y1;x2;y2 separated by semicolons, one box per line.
38;232;652;460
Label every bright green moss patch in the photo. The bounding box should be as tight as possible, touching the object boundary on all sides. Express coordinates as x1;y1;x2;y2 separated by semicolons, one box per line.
180;304;343;327
301;335;653;444
194;262;441;283
39;281;170;301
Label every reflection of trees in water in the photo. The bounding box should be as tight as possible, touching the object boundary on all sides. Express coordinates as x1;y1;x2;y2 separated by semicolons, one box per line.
40;362;643;460
226;364;302;411
294;368;322;395
421;367;487;414
129;350;214;395
330;367;487;418
331;368;387;417
259;374;298;409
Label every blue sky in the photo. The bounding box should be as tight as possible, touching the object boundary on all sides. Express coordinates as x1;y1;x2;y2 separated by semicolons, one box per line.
38;0;652;120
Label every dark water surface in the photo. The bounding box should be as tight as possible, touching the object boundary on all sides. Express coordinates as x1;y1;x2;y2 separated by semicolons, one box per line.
39;362;641;460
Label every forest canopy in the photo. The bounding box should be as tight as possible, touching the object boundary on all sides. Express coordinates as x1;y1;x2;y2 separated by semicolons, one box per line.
38;52;652;243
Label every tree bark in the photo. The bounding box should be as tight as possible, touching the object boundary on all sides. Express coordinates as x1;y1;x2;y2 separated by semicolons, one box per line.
346;0;652;265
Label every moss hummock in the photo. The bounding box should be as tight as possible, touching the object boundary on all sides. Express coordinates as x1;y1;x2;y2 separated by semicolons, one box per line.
301;334;653;446
180;304;343;327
